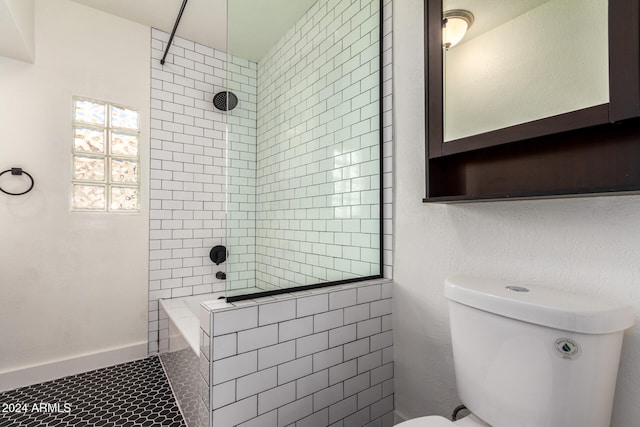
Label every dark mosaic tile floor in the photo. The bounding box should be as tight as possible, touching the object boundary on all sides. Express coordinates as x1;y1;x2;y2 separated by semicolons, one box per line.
160;349;199;427
0;356;186;427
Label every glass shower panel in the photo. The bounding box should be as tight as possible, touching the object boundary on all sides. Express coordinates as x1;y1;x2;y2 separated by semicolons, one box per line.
225;57;259;296
225;0;381;299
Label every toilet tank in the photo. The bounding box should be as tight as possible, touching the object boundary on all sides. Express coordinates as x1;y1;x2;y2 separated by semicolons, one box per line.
445;275;634;427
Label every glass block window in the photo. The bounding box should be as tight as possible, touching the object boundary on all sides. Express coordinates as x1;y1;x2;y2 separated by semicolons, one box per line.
72;97;140;212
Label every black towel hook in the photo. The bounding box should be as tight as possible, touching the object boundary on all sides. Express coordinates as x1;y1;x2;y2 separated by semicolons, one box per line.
0;168;35;196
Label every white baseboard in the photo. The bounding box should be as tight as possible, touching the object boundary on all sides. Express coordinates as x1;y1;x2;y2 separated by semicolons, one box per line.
0;341;148;392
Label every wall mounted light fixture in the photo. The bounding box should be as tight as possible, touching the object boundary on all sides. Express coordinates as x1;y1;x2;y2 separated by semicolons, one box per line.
443;9;474;49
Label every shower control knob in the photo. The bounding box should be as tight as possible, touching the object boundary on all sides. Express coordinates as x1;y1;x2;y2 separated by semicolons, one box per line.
209;245;227;265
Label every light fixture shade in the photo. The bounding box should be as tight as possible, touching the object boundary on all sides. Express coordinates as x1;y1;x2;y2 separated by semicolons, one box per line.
443;9;474;49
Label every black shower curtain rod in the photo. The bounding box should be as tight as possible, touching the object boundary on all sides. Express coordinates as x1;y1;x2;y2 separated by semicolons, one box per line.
160;0;189;65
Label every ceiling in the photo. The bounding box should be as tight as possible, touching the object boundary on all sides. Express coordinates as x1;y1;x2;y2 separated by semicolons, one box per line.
72;0;227;52
71;0;317;62
444;0;551;44
229;0;317;62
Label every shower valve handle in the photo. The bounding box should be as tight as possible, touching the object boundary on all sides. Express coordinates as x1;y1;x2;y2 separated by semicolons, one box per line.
209;245;227;265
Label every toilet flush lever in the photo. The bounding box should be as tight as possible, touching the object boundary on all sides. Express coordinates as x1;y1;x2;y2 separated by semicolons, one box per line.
506;285;530;293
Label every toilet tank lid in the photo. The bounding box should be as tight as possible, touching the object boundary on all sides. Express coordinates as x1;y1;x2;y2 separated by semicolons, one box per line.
444;275;635;334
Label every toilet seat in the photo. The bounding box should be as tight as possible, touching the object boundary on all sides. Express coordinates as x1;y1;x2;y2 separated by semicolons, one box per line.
395;414;490;427
395;416;454;426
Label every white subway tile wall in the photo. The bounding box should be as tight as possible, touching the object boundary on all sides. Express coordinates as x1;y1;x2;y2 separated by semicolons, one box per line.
198;279;394;427
248;0;387;291
149;29;229;354
381;0;393;281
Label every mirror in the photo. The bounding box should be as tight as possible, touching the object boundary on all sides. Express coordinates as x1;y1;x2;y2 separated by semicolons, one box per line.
425;0;640;201
442;0;609;142
225;0;383;297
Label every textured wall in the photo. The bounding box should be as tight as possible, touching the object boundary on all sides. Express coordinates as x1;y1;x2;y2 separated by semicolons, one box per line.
199;280;394;427
0;0;150;388
393;0;640;425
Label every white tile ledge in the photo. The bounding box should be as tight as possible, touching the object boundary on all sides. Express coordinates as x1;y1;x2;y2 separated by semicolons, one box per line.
202;279;392;313
160;292;226;354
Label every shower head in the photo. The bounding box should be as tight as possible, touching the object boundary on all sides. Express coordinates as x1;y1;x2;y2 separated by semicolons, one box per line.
213;91;238;111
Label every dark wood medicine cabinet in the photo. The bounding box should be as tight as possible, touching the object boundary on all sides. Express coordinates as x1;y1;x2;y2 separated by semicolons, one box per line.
424;0;640;202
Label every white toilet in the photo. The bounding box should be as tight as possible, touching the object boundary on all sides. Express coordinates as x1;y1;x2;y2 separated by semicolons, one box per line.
397;275;634;427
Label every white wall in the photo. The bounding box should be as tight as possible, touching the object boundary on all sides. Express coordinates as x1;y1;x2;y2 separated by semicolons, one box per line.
0;0;35;62
393;1;640;425
0;0;150;389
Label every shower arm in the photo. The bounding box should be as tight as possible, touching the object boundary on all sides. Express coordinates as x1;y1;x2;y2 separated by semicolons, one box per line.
160;0;189;65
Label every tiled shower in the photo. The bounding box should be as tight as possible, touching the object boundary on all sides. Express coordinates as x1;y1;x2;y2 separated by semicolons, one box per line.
150;0;394;425
150;0;393;352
